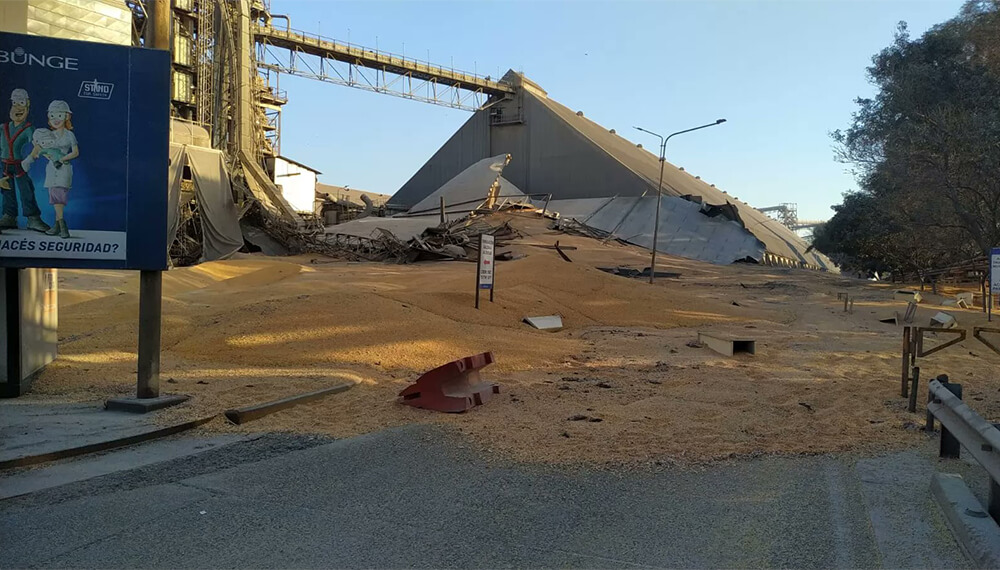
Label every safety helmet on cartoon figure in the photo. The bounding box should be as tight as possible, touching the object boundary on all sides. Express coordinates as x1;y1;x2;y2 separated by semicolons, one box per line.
47;100;70;115
10;89;29;106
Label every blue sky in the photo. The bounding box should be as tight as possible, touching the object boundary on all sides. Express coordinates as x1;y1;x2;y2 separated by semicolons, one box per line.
272;0;965;221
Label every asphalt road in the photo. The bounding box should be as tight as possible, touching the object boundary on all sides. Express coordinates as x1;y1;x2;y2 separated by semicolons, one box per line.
0;426;970;568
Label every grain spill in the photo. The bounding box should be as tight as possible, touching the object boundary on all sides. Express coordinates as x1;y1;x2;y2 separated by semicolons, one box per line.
26;213;1000;465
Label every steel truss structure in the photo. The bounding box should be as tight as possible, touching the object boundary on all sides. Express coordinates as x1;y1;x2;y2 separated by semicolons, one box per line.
254;25;513;112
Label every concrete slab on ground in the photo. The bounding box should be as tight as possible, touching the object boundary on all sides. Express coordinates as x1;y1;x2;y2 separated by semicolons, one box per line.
0;401;191;467
0;425;970;568
857;451;971;569
0;434;247;500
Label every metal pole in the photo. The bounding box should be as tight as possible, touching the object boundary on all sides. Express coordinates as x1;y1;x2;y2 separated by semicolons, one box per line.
440;196;446;224
982;276;988;314
901;326;911;398
649;145;665;285
137;270;162;398
634;120;726;285
541;194;551;219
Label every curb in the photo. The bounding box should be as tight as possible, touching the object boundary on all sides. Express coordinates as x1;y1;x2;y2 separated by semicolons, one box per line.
0;414;217;471
931;472;1000;568
224;382;355;425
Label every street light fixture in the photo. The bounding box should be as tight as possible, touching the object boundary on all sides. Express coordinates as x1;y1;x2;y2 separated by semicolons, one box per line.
633;119;727;284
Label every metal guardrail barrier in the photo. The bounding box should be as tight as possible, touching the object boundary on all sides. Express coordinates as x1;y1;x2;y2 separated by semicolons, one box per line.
926;378;1000;520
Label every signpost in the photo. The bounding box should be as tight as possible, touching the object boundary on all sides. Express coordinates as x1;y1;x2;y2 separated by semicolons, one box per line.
476;233;495;309
990;248;1000;322
0;32;169;403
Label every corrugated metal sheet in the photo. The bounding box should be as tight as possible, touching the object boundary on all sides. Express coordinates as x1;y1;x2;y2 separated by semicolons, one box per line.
325;216;438;242
26;0;130;46
550;197;765;265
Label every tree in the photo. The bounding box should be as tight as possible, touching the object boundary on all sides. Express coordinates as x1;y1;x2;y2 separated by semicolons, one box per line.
819;1;1000;272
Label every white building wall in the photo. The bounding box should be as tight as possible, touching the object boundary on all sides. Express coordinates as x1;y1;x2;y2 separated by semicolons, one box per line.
273;157;318;214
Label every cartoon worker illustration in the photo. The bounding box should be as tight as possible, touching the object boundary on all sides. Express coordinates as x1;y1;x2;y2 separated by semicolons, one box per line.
0;89;49;234
22;100;77;238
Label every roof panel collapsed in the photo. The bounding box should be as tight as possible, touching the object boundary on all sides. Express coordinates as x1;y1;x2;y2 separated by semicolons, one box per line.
407;154;526;215
391;72;834;270
549;196;765;265
323;151;533;262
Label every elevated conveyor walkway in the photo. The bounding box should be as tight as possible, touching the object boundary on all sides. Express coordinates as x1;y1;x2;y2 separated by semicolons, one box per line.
254;24;514;110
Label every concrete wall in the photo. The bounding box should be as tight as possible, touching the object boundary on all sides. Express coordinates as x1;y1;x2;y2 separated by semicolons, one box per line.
272;157;318;213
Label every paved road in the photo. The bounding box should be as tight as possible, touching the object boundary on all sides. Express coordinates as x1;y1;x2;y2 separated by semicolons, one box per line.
1;426;970;568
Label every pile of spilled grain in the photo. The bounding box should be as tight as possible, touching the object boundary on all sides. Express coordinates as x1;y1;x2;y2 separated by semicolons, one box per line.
31;214;980;465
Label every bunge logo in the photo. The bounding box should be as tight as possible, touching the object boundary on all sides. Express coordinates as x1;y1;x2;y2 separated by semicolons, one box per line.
78;79;114;100
0;46;79;70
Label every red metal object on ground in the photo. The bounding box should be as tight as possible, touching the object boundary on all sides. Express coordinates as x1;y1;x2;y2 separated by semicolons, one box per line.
398;352;500;413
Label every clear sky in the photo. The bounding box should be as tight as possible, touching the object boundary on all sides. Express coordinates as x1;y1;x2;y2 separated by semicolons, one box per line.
272;0;965;221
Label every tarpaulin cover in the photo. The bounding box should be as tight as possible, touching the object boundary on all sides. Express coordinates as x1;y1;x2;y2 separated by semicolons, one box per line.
167;143;185;252
186;146;243;262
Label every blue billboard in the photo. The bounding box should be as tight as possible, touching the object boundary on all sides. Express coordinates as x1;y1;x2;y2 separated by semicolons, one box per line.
0;32;169;271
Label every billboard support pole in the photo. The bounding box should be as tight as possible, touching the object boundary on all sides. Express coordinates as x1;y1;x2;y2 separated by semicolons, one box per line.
136;2;169;400
136;270;162;398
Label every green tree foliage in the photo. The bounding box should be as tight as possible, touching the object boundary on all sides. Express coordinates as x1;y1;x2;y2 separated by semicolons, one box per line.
818;0;1000;274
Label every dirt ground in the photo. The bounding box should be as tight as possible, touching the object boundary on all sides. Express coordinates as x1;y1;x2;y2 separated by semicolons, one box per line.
25;212;1000;465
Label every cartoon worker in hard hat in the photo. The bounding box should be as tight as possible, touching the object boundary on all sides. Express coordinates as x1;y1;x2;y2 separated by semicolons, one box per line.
22;100;78;238
0;89;49;233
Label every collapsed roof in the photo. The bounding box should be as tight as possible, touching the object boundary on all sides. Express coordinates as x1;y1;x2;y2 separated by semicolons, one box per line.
391;72;832;270
328;151;530;243
407;154;525;216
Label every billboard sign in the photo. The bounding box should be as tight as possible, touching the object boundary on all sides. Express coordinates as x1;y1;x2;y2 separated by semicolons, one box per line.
0;32;169;270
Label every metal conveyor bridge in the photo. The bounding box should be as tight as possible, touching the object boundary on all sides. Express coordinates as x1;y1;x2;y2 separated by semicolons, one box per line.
254;23;515;111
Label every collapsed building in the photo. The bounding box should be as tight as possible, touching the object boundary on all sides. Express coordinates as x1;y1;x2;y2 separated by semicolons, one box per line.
390;73;833;270
9;1;830;271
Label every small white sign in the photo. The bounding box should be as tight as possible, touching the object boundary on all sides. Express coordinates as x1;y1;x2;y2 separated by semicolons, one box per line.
0;229;126;260
478;234;495;289
991;247;1000;293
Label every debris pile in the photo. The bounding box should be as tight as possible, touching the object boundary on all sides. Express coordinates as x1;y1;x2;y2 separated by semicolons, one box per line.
324;215;522;263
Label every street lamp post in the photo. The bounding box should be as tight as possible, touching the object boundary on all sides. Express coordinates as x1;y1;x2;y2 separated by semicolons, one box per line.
634;119;727;284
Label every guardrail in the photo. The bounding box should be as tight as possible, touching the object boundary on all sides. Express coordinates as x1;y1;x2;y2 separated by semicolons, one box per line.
926;378;1000;520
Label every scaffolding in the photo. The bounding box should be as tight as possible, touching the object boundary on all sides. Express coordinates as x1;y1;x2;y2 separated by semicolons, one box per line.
759;203;799;230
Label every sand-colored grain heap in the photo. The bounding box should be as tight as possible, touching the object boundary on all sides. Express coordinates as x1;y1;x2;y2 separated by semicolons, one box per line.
28;212;1000;465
